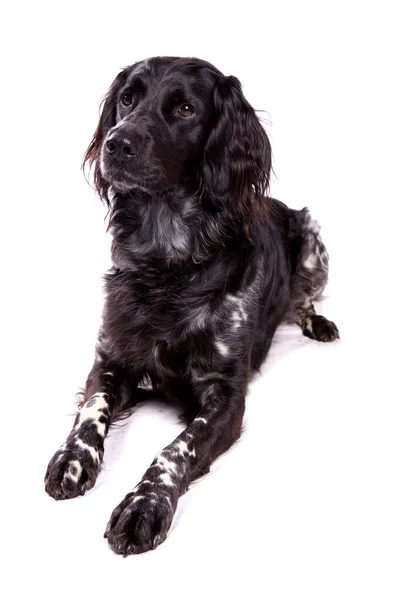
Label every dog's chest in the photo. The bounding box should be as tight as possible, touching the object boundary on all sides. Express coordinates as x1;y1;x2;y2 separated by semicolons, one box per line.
102;272;213;369
101;266;254;377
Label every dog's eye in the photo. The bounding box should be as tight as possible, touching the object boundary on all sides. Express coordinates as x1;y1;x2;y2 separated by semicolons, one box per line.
121;93;134;107
177;104;195;117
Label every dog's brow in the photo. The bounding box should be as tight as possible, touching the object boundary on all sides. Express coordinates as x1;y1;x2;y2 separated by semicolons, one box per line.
125;76;145;91
167;86;189;99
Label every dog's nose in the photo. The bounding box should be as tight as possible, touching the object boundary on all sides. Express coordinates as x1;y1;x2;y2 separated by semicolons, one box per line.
105;135;140;159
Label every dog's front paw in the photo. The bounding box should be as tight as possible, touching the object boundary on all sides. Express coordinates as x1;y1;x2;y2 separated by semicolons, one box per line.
104;491;175;555
45;439;102;500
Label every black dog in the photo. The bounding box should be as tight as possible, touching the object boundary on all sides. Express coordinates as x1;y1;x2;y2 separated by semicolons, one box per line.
45;56;339;555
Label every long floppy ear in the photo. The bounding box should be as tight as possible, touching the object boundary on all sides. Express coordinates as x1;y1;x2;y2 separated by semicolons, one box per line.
202;75;272;235
83;70;127;205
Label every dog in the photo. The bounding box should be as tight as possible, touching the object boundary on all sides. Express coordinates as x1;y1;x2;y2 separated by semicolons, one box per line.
44;56;339;555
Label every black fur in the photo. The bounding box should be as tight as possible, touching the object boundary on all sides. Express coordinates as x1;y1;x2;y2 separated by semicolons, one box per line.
45;56;339;555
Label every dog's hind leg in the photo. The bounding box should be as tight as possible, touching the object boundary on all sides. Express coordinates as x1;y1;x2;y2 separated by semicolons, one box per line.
288;208;339;342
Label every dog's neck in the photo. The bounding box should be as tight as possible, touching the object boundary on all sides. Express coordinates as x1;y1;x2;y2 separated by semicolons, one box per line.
107;187;249;285
109;188;210;272
109;188;194;268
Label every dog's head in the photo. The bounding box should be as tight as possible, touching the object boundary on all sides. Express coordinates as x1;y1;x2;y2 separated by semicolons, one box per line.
84;57;271;226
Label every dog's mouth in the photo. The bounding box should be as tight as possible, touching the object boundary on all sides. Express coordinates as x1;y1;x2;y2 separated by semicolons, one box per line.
100;148;183;195
100;154;164;193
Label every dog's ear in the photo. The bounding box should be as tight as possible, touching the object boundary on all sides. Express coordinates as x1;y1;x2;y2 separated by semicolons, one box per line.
202;75;272;235
83;70;127;205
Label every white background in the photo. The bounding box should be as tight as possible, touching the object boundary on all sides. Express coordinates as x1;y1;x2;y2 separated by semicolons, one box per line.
1;1;394;598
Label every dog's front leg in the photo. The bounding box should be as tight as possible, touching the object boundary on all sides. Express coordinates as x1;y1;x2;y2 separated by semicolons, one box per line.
105;378;246;555
45;354;137;500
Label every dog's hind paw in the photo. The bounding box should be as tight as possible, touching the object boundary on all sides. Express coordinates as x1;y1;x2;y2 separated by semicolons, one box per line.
303;315;340;342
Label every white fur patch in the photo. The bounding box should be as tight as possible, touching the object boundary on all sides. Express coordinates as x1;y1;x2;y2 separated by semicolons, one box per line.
156;454;178;474
303;253;317;270
227;294;248;329
232;310;242;329
132;495;145;503
159;472;175;487
164;496;173;509
177;440;196;457
154;452;179;487
75;438;100;462
215;340;229;357
67;460;82;481
77;392;108;437
191;370;222;382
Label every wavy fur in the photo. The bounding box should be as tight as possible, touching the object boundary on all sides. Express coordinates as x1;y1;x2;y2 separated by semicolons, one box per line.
46;57;339;556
